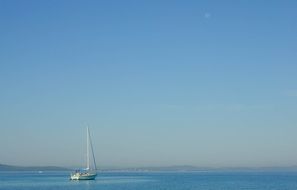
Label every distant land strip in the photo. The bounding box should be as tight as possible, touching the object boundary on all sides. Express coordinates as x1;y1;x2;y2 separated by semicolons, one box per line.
0;164;69;171
2;164;297;172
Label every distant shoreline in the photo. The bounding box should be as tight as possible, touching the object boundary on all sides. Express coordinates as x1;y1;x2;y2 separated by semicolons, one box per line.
2;163;297;172
0;164;69;171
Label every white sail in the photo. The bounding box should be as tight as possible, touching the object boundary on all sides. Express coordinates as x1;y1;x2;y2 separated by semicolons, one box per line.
86;126;97;171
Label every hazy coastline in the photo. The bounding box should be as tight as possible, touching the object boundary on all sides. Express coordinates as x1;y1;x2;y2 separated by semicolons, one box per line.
2;163;297;172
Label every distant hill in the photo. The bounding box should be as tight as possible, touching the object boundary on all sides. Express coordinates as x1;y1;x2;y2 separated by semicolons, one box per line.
101;165;297;172
102;165;212;172
0;164;69;171
2;163;297;172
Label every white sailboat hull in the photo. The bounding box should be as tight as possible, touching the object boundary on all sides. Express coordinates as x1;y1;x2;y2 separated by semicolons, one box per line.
70;172;97;180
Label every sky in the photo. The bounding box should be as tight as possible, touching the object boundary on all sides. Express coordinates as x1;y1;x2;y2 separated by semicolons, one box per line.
0;0;297;168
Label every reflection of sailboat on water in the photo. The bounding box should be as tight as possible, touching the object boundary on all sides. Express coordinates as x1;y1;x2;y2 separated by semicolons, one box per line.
70;127;97;180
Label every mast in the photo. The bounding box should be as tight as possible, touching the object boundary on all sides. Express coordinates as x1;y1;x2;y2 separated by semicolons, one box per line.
87;126;90;170
88;127;97;171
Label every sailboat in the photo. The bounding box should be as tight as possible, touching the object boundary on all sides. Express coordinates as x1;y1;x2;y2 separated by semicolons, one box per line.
70;127;97;180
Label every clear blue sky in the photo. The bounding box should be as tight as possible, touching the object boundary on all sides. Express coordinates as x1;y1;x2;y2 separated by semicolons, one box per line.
0;0;297;168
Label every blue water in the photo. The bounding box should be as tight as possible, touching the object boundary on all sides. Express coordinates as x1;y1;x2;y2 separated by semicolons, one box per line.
1;171;297;190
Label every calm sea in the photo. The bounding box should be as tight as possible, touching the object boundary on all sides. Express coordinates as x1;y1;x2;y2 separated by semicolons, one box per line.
1;171;297;190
